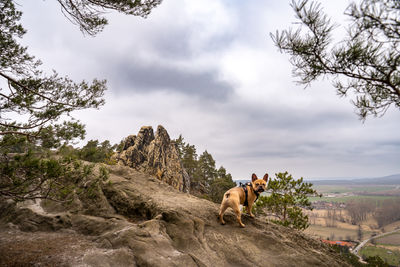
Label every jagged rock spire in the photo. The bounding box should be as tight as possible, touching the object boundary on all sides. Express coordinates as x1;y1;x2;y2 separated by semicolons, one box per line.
113;125;190;193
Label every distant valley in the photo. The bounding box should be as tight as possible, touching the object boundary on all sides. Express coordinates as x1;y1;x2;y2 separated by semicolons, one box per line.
235;173;400;265
307;173;400;185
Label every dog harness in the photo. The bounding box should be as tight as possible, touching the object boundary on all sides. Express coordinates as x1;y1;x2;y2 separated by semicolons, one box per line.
240;182;260;207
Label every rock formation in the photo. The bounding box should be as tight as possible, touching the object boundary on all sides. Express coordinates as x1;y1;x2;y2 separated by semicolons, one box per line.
0;164;350;267
114;125;190;193
0;125;352;266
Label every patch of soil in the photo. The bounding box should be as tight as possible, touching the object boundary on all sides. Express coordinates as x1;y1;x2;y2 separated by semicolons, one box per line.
0;229;96;266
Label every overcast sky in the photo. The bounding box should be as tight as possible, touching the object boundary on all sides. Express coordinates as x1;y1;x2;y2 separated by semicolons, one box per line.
18;0;400;180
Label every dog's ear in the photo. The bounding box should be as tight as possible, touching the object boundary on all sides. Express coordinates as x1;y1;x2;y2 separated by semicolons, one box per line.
251;173;258;182
263;173;269;182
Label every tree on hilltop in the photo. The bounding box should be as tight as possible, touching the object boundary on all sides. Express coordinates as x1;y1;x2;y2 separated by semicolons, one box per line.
183;145;199;178
254;172;321;230
271;0;400;119
209;166;236;203
196;151;217;186
174;136;236;202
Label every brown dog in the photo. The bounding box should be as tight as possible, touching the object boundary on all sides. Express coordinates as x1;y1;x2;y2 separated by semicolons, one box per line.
219;173;268;227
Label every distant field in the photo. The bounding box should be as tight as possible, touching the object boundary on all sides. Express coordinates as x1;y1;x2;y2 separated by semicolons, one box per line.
360;245;400;266
309;195;396;203
313;185;395;194
305;225;372;240
376;233;400;246
383;221;400;232
312;185;352;194
309;183;399;203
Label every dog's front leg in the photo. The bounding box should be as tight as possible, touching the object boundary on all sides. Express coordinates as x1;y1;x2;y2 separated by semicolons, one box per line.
247;204;255;218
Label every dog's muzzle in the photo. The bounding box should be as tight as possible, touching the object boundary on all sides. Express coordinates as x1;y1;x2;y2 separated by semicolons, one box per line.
257;187;265;193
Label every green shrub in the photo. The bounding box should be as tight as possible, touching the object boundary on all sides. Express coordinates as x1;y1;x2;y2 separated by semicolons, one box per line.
253;172;321;230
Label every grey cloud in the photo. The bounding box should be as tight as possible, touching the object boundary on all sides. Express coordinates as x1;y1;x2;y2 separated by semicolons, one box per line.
377;140;400;148
107;60;234;100
222;101;356;139
207;100;377;160
235;144;325;159
149;28;234;59
240;106;355;130
149;28;192;59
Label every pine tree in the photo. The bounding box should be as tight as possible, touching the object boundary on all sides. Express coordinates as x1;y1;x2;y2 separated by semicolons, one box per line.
182;144;198;179
209;166;236;203
173;135;235;202
254;172;321;230
196;150;217;186
271;0;400;119
56;0;162;35
174;135;185;159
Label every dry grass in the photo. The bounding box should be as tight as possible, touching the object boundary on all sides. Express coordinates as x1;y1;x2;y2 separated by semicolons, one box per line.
360;245;400;266
305;208;382;241
376;244;400;252
307;208;379;230
305;225;363;240
376;233;400;246
382;220;400;232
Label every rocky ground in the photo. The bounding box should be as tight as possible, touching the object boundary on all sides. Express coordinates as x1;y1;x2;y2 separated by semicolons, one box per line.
0;164;350;266
0;229;136;267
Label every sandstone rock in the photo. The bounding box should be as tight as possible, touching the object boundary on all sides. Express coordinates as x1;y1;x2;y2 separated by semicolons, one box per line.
114;125;190;193
0;165;350;266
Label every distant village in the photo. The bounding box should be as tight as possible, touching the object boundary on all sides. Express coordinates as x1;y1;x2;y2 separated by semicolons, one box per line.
310;192;356;209
312;201;346;210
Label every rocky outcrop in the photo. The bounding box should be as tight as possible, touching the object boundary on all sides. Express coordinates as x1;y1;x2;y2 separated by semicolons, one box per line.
0;164;350;267
114;125;190;193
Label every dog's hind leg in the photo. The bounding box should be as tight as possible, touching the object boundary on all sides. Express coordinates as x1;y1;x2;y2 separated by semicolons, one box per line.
233;205;245;228
218;202;229;225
